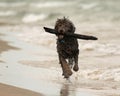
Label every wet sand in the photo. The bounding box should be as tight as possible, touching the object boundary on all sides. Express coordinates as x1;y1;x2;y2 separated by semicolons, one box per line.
0;33;43;96
0;39;17;54
0;83;43;96
0;34;19;63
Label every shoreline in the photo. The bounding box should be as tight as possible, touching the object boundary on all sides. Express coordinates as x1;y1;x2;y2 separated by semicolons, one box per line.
0;83;43;96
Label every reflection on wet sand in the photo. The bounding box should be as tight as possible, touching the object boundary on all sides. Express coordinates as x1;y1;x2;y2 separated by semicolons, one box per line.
0;60;4;63
60;82;100;96
60;81;77;96
0;34;19;62
0;33;19;53
60;83;69;96
0;39;18;54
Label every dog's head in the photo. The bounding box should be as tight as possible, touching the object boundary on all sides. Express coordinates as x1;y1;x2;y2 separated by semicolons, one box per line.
55;17;75;40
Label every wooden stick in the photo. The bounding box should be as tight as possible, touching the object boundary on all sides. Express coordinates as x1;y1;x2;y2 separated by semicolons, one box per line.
43;27;98;40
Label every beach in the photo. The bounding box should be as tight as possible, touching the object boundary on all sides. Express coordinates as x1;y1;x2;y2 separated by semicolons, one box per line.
0;0;120;96
0;83;43;96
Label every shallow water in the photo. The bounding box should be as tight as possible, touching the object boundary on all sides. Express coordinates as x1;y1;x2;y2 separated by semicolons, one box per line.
0;31;98;96
0;0;120;25
0;25;120;96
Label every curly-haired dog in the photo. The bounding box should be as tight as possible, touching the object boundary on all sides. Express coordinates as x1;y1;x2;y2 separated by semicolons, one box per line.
55;17;79;78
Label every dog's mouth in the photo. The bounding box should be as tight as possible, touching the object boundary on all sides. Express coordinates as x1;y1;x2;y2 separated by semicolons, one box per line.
58;35;64;40
57;29;65;40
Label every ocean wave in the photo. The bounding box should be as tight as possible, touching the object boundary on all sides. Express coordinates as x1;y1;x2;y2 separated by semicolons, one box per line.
22;14;48;23
96;43;120;55
79;68;120;81
0;2;26;7
16;27;120;55
81;42;120;55
30;1;71;8
0;11;16;16
79;3;98;10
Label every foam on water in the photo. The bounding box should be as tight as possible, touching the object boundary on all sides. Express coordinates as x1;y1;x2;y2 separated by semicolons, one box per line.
0;0;120;25
13;26;120;83
17;29;120;55
81;42;120;55
22;14;48;23
0;2;26;7
30;1;71;8
78;68;120;82
79;3;98;10
0;11;16;16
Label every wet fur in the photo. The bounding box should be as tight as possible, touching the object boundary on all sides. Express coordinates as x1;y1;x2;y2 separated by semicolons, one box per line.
55;17;79;78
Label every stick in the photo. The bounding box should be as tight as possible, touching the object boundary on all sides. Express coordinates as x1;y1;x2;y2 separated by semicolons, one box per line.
43;27;98;40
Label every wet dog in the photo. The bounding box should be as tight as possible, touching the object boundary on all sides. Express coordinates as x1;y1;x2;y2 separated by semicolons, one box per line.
55;17;79;78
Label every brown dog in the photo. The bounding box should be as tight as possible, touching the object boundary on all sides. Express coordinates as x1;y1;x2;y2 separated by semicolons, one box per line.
55;17;79;78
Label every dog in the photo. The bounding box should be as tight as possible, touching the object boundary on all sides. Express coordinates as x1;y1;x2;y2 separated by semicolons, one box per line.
55;17;79;78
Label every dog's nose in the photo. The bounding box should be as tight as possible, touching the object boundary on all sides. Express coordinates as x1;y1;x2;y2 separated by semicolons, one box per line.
59;29;63;33
59;29;65;34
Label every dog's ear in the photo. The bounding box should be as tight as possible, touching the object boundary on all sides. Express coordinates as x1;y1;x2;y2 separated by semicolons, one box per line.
70;23;75;33
72;26;76;33
54;24;58;30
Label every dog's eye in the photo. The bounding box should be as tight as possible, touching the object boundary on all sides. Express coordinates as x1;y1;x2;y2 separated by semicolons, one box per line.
65;25;68;27
59;24;62;26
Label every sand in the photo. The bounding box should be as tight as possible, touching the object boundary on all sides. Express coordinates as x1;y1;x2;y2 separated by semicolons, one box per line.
0;39;18;54
0;83;43;96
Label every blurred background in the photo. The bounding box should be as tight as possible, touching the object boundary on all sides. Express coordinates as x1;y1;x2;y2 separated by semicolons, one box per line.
0;0;120;48
0;0;120;25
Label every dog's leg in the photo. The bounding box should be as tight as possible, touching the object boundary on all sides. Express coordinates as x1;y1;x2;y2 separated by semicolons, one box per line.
60;56;72;78
58;54;65;76
58;54;62;64
68;58;73;68
73;55;79;71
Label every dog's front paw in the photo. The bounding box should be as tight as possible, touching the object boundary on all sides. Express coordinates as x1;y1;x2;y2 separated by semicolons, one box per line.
62;63;73;78
64;71;72;78
73;65;79;72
